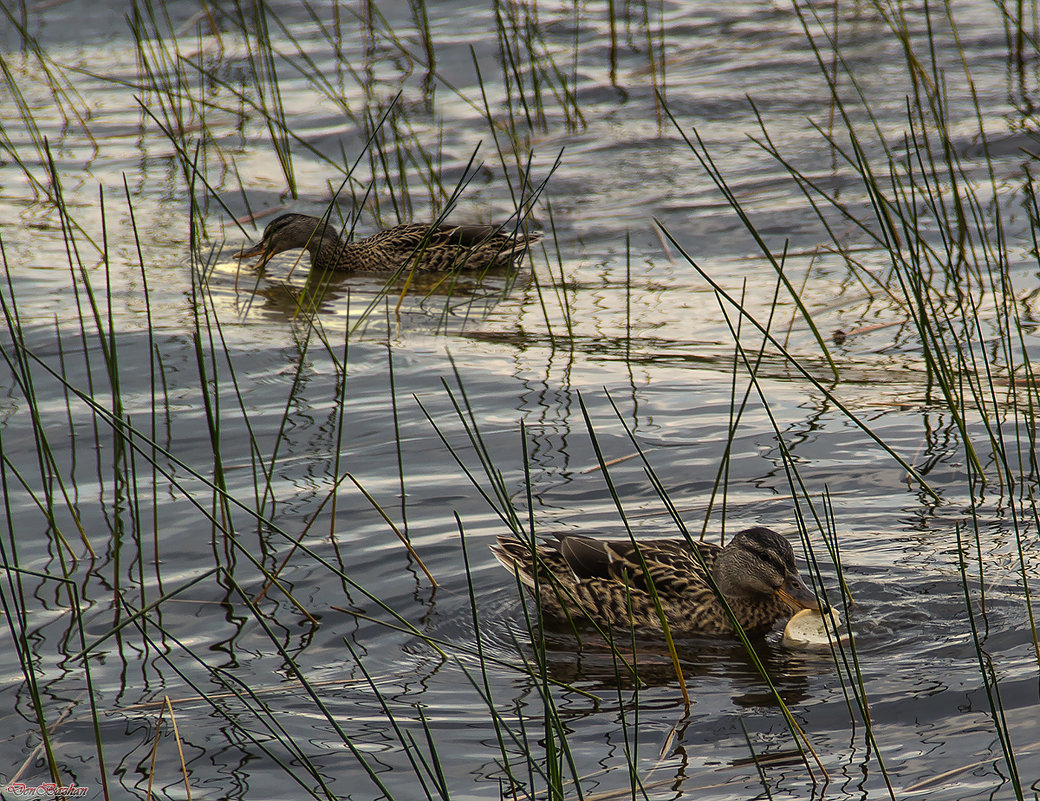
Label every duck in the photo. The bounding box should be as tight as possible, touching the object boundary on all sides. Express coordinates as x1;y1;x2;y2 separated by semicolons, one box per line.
234;213;540;273
490;526;821;636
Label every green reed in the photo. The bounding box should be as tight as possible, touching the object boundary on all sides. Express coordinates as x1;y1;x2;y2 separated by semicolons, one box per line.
724;316;894;796
0;230;522;799
2;1;655;798
654;0;1040;795
5;0;1039;798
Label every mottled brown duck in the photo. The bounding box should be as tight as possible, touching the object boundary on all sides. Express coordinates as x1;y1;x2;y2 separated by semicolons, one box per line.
490;526;820;636
234;213;539;273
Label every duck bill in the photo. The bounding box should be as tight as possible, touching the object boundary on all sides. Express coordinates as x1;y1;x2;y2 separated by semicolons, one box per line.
776;573;820;612
233;241;272;269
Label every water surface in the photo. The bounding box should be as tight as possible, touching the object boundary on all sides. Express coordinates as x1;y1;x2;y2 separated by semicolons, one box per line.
1;1;1039;799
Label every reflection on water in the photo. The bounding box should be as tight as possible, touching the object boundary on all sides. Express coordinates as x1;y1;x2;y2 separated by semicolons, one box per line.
535;624;816;704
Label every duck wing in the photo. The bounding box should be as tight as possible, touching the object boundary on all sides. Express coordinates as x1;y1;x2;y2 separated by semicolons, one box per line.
493;535;742;634
365;223;533;251
362;222;536;270
558;536;719;589
555;536;738;633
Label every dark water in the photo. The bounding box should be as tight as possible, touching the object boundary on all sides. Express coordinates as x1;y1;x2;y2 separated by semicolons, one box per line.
2;1;1039;799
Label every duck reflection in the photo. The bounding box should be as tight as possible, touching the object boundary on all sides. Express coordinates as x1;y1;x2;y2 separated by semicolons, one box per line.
527;621;818;709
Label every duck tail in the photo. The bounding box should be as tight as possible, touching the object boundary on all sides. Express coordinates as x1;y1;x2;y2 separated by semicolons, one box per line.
492;228;541;262
489;536;539;590
519;230;543;248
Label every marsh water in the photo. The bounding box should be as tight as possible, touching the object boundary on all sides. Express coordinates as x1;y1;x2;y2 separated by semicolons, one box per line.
1;1;1039;799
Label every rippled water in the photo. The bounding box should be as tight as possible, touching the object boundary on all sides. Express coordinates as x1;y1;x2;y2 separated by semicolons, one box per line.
2;0;1039;799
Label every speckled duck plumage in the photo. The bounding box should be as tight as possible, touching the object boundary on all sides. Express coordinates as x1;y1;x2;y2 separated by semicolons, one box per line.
235;213;540;273
490;527;820;636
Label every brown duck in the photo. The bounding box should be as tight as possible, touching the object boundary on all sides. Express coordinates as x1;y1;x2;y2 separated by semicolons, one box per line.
234;213;539;273
491;526;820;636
